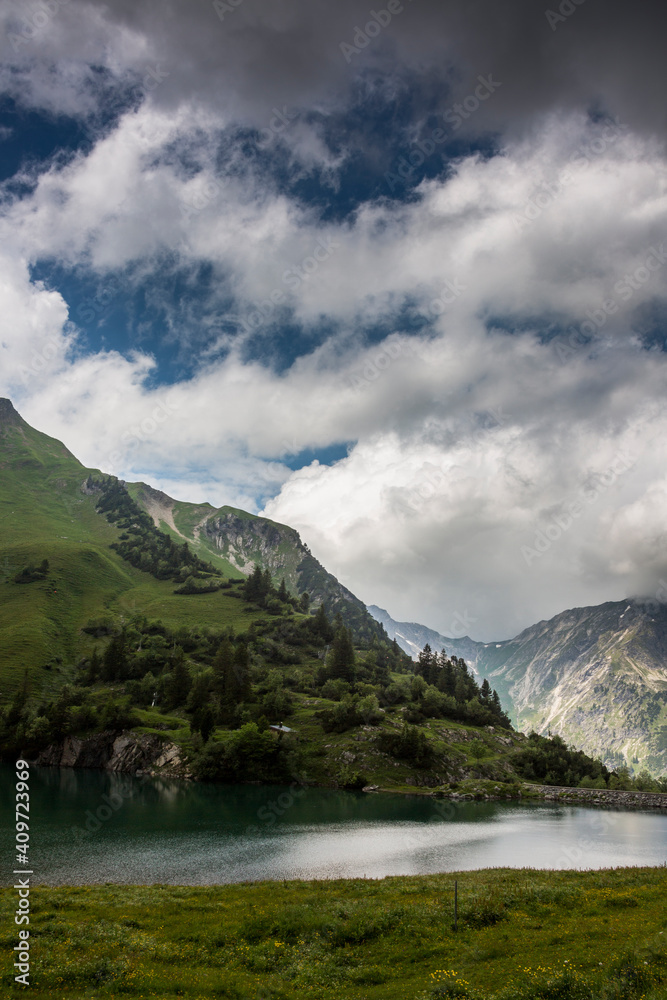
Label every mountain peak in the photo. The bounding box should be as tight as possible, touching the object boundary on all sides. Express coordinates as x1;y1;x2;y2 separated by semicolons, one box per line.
0;398;22;426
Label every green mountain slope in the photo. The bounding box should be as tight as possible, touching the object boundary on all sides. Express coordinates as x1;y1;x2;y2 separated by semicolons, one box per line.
0;399;383;698
371;601;667;775
127;481;385;643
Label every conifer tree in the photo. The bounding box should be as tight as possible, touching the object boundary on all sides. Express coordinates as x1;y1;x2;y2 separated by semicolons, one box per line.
102;631;128;682
313;602;334;641
166;649;192;708
329;624;356;682
213;638;236;703
232;642;251;701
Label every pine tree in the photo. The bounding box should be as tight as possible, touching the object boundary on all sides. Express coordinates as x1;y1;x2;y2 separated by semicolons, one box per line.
278;577;288;602
166;649;192;708
87;648;101;684
192;705;216;742
213;639;236;702
329;624;356;682
313;603;334;641
417;644;434;680
102;632;128;682
261;568;273;597
244;564;264;602
187;671;212;713
232;642;251;701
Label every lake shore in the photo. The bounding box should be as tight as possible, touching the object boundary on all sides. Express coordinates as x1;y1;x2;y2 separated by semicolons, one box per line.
31;728;667;811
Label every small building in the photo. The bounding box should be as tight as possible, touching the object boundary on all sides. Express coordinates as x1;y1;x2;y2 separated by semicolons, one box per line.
269;723;294;739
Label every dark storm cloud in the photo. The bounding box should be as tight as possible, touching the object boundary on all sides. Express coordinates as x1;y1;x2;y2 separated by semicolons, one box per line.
4;0;667;141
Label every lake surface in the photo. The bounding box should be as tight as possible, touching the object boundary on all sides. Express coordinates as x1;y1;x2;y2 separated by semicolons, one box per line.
2;764;666;885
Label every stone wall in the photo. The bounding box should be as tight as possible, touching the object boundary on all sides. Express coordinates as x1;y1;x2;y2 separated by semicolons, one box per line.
532;783;667;810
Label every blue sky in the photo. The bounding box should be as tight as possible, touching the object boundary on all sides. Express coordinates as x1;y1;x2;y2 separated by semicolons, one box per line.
1;0;667;639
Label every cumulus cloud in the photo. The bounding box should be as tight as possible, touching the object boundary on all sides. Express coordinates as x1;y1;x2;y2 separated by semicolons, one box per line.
2;0;667;638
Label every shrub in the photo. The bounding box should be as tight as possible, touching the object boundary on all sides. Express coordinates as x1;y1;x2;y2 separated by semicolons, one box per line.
191;723;293;783
377;724;435;768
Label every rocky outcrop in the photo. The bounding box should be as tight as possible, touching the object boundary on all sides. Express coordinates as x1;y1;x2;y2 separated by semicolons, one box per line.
531;783;667;810
34;731;192;778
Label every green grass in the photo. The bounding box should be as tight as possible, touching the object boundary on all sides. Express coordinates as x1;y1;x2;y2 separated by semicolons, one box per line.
1;867;666;998
0;416;280;697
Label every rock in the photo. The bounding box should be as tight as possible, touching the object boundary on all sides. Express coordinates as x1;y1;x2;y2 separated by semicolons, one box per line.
362;785;379;793
34;730;191;779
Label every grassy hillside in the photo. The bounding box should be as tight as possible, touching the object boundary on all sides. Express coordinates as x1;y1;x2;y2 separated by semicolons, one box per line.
0;409;271;700
127;480;388;644
2;867;666;998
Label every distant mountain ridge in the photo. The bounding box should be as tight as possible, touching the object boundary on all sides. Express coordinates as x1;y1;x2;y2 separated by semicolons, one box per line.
368;601;667;775
366;605;483;667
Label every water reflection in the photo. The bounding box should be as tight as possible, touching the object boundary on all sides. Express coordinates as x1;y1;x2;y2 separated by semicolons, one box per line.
1;764;665;885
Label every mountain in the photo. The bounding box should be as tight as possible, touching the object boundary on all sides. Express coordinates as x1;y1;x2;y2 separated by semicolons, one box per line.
1;401;531;796
128;481;384;643
473;599;667;776
370;600;667;775
0;398;383;697
367;605;483;667
3;397;666;777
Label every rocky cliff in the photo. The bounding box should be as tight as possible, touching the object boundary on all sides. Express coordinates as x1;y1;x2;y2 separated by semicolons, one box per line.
34;731;191;778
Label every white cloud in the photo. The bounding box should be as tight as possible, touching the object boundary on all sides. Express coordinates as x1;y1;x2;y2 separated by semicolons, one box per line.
2;101;667;638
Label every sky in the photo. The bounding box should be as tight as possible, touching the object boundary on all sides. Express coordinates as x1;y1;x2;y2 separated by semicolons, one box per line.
1;0;667;641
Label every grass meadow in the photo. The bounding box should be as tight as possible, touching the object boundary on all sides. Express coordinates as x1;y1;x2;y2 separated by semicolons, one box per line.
1;867;667;999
